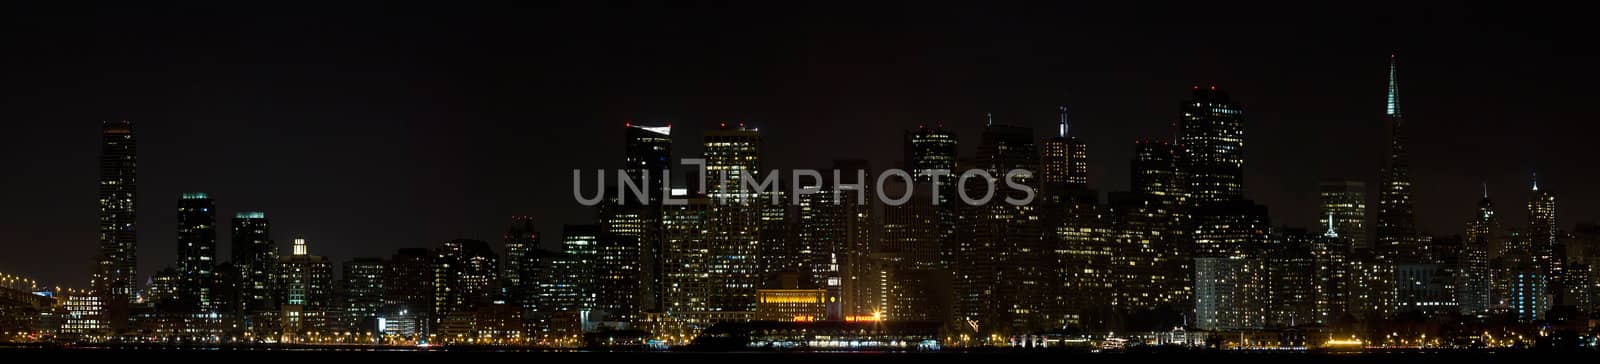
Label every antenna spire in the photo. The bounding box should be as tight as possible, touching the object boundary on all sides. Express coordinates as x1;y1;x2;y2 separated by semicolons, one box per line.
986;112;993;126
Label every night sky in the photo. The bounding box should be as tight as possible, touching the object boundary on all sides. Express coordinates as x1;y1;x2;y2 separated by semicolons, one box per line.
3;3;1596;287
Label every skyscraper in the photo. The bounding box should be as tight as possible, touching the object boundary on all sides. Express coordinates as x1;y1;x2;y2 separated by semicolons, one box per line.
1190;200;1270;331
703;123;761;203
1132;140;1187;207
1178;86;1246;205
661;196;712;315
502;217;539;293
341;258;385;333
1128;140;1193;309
1377;53;1422;263
432;239;499;317
957;119;1042;337
701;124;763;312
1041;106;1088;191
383;248;434;334
279;238;334;309
231;212;277;313
278;237;335;336
95;120;138;331
1462;185;1501;315
905;124;958;187
1318;179;1367;251
176;192;216;311
624;122;673;206
594;230;641;322
1528;175;1559;283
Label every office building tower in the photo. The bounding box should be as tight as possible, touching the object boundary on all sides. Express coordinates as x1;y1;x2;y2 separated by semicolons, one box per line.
957;119;1043;337
1041;106;1088;191
502;216;539;292
1318;179;1368;251
176;192;216;311
279;238;334;309
433;239;499;317
95;120;138;331
598;204;658;315
1376;53;1423;263
661;197;712;315
342;258;385;333
701;124;764;312
231;212;277;313
1132;140;1188;207
1047;202;1115;330
1312;217;1350;324
1190;201;1270;331
1461;186;1501;315
1266;230;1319;328
1127;140;1193;306
384;248;434;330
1528;175;1560;283
1194;256;1264;330
594;229;641;322
905;124;958;187
796;160;875;318
1178;86;1246;205
624;122;673;206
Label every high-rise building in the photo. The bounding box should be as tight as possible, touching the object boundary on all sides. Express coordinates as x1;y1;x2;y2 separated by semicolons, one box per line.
594;229;641;322
1041;106;1088;192
383;248;433;335
1461;186;1501;315
502;216;539;292
231;212;277;313
1376;53;1423;262
624;122;673;206
661;197;712;315
1266;230;1319;328
1178;86;1245;205
905;124;958;188
1190;201;1270;331
176;192;216;311
1318;179;1367;251
1047;202;1115;330
1528;175;1559;283
432;239;499;317
701;124;763;312
598;204;658;315
1194;256;1263;330
795;160;875;318
1312;217;1350;324
95;120;138;331
957;119;1043;337
1132;140;1188;207
556;225;599;312
278;237;335;336
279;238;333;309
342;258;385;333
1128;140;1192;307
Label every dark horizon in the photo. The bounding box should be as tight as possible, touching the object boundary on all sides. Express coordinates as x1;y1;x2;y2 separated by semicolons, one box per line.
4;3;1599;288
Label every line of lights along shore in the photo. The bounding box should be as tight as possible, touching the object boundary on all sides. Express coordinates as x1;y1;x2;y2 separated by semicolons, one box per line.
1;53;1597;351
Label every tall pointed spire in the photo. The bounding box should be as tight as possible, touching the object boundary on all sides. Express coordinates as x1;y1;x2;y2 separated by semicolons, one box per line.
1531;172;1539;191
1058;106;1068;137
1386;52;1401;118
1483;181;1489;199
985;112;993;126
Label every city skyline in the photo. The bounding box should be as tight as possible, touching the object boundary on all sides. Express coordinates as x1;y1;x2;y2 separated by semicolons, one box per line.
4;8;1600;354
4;4;1595;289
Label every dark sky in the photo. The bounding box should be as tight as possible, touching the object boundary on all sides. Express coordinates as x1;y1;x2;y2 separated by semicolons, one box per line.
3;3;1597;287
